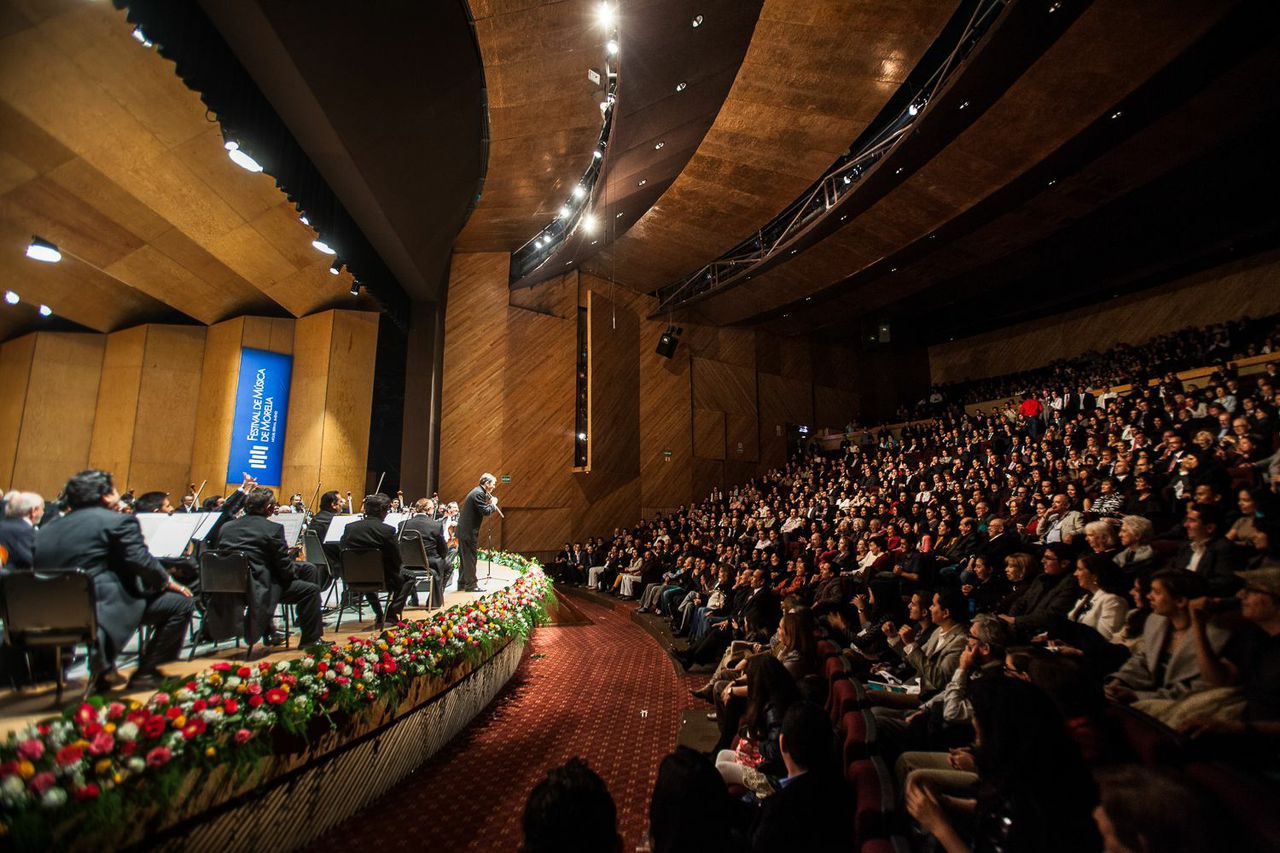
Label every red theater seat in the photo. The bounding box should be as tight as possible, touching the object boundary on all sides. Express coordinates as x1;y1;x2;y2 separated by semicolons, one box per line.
829;678;861;724
861;837;911;853
1186;762;1280;853
848;757;896;847
841;709;879;764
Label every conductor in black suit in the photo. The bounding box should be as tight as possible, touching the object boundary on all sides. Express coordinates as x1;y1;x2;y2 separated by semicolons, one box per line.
400;499;448;608
32;470;195;692
456;473;499;592
214;488;323;647
340;493;416;624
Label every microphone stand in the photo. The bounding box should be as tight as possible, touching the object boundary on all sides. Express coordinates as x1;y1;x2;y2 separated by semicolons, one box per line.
479;496;503;591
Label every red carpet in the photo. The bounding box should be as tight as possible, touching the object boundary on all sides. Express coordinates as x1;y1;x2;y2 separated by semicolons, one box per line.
309;595;691;852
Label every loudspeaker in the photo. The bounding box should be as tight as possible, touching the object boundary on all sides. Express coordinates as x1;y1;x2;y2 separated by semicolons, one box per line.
655;332;678;359
878;322;891;344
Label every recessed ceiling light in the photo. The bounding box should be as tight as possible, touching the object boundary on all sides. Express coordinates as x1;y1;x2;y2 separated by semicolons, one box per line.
895;167;904;174
25;237;61;263
1110;110;1123;119
908;104;919;117
572;185;586;200
38;304;52;317
606;40;619;56
692;14;703;27
676;81;687;92
328;262;341;275
890;267;898;272
4;291;19;305
350;283;360;296
840;215;848;221
590;240;598;245
782;313;789;318
805;297;811;302
654;141;665;150
616;212;625;218
227;146;264;173
1048;2;1061;12
1048;179;1057;186
597;2;615;28
638;179;647;186
559;205;571;218
131;26;153;47
299;214;310;226
565;261;573;266
789;249;797;255
958;101;970;110
312;239;336;254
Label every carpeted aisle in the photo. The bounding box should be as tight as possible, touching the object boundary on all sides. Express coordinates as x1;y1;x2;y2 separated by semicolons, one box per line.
308;594;689;852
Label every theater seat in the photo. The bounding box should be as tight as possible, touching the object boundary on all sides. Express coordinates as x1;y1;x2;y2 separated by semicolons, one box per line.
861;837;911;853
848;757;896;846
817;639;841;659
829;678;860;724
1107;703;1185;766
824;653;850;683
1185;762;1280;853
841;709;880;764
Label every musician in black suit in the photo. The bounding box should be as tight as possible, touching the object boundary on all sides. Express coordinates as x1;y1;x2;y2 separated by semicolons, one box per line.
308;490;345;577
400;498;448;607
0;490;42;569
214;488;323;647
456;473;499;592
133;491;200;590
32;470;195;691
340;493;416;624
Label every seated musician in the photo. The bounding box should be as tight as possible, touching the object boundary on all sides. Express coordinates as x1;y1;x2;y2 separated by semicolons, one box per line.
340;493;416;625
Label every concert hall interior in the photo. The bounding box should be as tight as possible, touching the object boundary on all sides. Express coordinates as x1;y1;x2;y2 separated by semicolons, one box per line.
1;0;1280;850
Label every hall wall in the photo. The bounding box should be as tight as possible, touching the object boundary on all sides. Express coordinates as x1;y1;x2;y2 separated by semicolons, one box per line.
438;255;862;558
928;250;1280;385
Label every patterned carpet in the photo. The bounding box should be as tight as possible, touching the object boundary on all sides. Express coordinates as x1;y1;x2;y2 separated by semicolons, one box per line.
308;593;692;852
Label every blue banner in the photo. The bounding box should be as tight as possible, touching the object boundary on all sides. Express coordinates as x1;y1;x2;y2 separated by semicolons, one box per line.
226;348;292;488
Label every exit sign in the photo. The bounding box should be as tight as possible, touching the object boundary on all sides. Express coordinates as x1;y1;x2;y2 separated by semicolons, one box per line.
500;475;512;484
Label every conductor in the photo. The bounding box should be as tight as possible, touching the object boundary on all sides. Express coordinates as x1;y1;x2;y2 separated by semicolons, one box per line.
456;472;499;592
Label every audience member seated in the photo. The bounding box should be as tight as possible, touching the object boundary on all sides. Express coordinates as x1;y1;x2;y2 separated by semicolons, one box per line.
1000;543;1079;640
0;490;42;569
1092;766;1213;853
647;746;747;853
213;487;323;648
521;757;622;853
1114;514;1158;574
1064;554;1130;643
32;470;195;691
713;655;800;788
1172;502;1245;595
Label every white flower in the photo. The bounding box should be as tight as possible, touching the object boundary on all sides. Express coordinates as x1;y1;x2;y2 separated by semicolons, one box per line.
275;660;291;672
127;757;146;772
41;787;68;809
324;670;337;682
117;722;139;742
175;688;195;702
2;776;25;797
299;657;315;670
226;676;242;689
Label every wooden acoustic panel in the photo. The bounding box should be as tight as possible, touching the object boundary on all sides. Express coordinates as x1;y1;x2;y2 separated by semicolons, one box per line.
587;286;641;477
815;384;859;430
123;326;205;500
692;408;726;460
691;357;756;416
0;334;36;490
88;325;147;482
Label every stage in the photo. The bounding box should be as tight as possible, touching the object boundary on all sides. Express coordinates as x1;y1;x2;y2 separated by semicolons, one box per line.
0;553;550;851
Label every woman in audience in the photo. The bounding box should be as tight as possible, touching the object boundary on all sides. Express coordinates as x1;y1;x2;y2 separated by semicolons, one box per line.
1226;487;1261;544
1114;514;1158;574
1092;766;1213;853
905;677;1100;853
713;656;800;787
1083;520;1121;561
999;552;1037;613
647;747;746;853
1066;554;1130;643
961;555;1008;616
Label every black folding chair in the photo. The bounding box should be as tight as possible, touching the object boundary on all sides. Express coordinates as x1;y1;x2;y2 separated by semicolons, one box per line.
194;551;291;660
303;529;338;608
338;548;394;630
398;531;438;611
0;568;97;705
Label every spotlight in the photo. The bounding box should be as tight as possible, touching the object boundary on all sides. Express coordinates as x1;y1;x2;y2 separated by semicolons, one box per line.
300;214;310;226
349;282;360;296
692;14;703;27
312;239;336;254
654;141;665;150
328;260;341;276
593;149;603;159
842;175;851;185
577;432;587;440
559;205;571;218
1110;110;1123;119
4;291;19;305
655;327;680;359
616;212;625;218
596;2;615;28
25;237;62;263
573;185;586;200
535;238;544;248
637;179;647;187
908;103;918;117
583;215;598;234
223;138;263;172
958;101;970;110
676;81;687;92
38;304;52;317
606;40;619;56
131;26;153;47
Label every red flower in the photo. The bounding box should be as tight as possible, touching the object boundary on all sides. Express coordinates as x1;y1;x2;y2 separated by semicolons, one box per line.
75;783;101;802
191;700;208;713
75;703;95;726
381;661;397;674
143;716;167;739
107;702;126;720
237;666;252;678
223;699;239;715
265;689;287;705
182;719;207;740
16;739;44;761
146;746;172;767
29;772;56;794
335;676;350;686
248;695;264;709
120;741;137;758
151;693;170;707
234;729;252;745
55;745;85;766
0;761;19;778
247;682;263;696
82;721;102;738
89;731;115;757
316;662;328;673
165;706;183;720
211;662;232;673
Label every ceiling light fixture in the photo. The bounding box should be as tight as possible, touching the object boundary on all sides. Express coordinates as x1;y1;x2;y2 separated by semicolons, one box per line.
895;167;904;174
692;14;703;27
299;214;310;226
25;237;62;263
654;141;665;150
572;185;586;200
4;291;19;305
676;81;687;92
582;215;598;234
312;239;336;254
328;261;341;276
223;139;264;173
38;304;52;317
597;2;616;28
593;149;603;159
637;179;647;186
606;40;619;56
349;282;360;296
131;26;153;47
908;103;919;116
1110;110;1123;119
616;212;624;218
958;101;970;110
559;205;571;218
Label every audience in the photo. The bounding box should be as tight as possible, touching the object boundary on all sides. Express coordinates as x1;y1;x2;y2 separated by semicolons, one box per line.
521;757;622;853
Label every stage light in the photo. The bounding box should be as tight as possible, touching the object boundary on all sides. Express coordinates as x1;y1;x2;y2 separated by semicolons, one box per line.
300;214;310;226
692;14;703;27
131;26;153;47
908;103;918;116
600;100;611;113
606;40;619;56
593;149;603;159
25;237;62;263
223;139;263;173
573;185;586;200
583;215;598;234
958;101;970;110
4;291;18;305
654;141;665;150
349;282;360;296
637;179;647;187
38;304;52;317
577;432;587;440
559;205;571;218
676;81;687;92
616;212;625;218
312;239;336;254
328;261;341;275
1110;110;1123;119
597;2;615;28
842;175;851;185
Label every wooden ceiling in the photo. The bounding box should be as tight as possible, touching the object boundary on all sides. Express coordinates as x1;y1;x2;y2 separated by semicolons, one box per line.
454;0;607;252
580;0;960;292
0;0;367;342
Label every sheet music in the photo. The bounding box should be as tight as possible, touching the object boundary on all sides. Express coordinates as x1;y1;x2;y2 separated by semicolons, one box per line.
137;513;204;559
384;512;409;530
275;513;307;547
191;512;221;542
323;514;361;543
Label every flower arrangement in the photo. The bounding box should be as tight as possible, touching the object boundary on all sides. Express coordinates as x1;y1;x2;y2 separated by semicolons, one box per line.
0;552;551;846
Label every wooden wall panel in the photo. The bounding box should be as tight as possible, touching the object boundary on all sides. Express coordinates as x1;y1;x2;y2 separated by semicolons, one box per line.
586;287;640;477
758;372;813;469
280;312;333;500
692;358;757;416
439;253;509;505
126;326;204;499
11;333;104;497
501;507;572;555
639;311;692;511
693;409;726;460
726;412;759;463
501;305;575;509
0;334;35;490
929;250;1280;384
815;385;859;430
779;338;813;382
88;325;146;485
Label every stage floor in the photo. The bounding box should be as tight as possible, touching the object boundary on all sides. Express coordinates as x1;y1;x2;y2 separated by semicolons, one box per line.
0;558;522;740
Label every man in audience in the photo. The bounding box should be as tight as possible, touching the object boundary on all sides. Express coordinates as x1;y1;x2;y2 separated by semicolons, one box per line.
874;589;968;713
33;470;194;691
750;701;852;852
1000;543;1079;639
0;490;43;568
214;486;323;648
340;492;416;625
1173;502;1244;594
521;758;622;853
